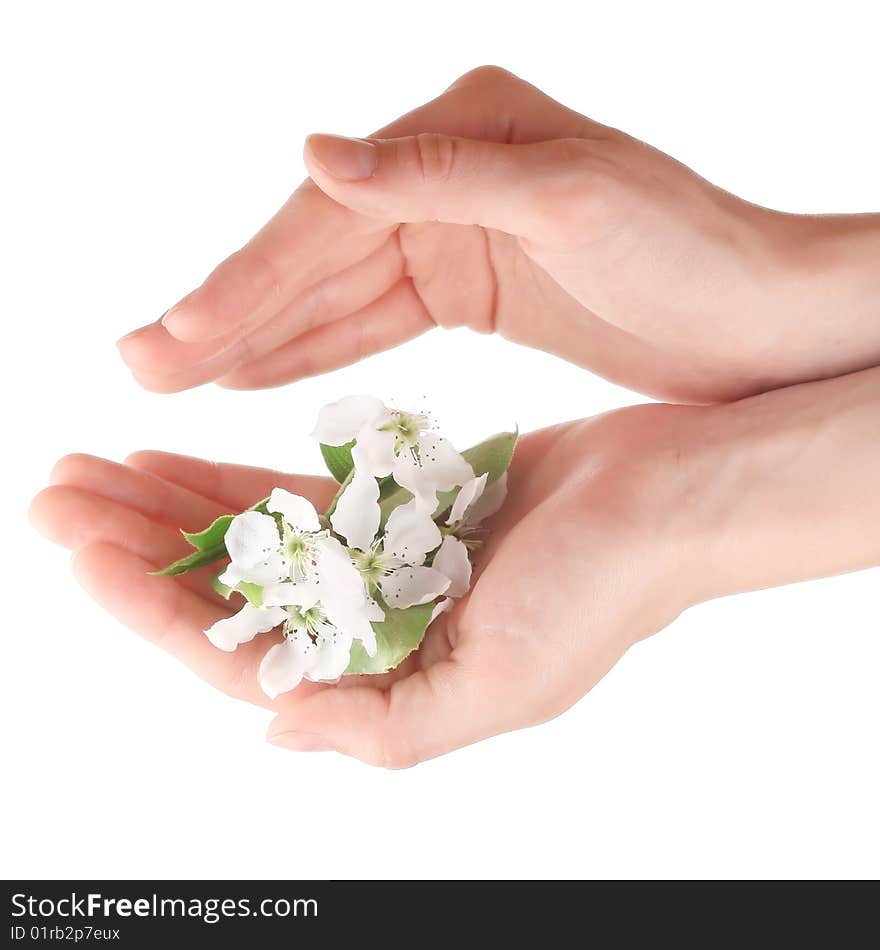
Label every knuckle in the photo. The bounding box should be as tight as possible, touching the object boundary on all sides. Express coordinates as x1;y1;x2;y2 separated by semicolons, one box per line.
446;66;529;144
450;64;518;91
224;332;254;372
411;132;457;184
246;250;284;305
203;247;283;313
221;654;261;703
350;310;368;365
553;136;598;165
294;277;331;333
522;139;624;240
376;732;422;771
527;690;573;729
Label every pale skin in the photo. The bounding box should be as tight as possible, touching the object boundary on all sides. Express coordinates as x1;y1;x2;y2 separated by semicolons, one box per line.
29;366;880;766
117;66;880;403
31;67;880;766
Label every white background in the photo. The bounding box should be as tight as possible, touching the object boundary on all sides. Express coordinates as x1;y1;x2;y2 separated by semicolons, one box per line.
2;0;878;879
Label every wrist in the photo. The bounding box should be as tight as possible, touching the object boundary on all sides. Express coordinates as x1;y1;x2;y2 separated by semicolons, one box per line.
681;366;880;603
761;211;880;382
578;404;724;633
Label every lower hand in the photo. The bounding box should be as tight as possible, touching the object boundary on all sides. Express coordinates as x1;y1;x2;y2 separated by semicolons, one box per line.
29;364;880;765
28;410;699;766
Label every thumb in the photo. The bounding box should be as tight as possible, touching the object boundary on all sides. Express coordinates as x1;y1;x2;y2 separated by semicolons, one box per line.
266;651;522;768
303;131;587;238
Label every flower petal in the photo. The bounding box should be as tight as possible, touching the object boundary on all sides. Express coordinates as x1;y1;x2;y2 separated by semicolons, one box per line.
351;426;397;477
384;497;442;566
447;473;488;525
467;471;508;524
432;535;472;598
267;488;321;533
381;565;450;608
311;394;389;445
325;598;383;658
262;579;320;610
305;630;354;682
217;563;244;588
392;435;474;506
224;510;281;569
430;597;454;623
330;468;380;551
204;603;287;652
314;536;368;612
224;550;291;587
258;633;316;698
362;597;385;655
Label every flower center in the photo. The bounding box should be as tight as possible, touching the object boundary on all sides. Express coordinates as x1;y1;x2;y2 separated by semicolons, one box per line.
284;605;333;641
353;544;396;589
282;528;319;581
447;522;487;548
381;410;430;455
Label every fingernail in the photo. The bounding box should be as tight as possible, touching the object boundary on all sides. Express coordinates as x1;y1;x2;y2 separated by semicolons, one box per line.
305;134;377;181
117;315;164;346
160;305;200;341
159;307;187;337
268;731;334;752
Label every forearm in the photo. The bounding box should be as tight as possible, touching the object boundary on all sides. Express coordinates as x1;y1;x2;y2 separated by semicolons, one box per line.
687;363;880;601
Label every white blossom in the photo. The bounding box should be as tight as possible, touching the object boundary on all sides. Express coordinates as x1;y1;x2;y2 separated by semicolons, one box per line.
333;492;451;609
258;596;385;698
313;395;473;507
217;487;324;590
432;534;472;598
204;510;383;697
204;602;288;652
198;398;511;698
447;472;508;528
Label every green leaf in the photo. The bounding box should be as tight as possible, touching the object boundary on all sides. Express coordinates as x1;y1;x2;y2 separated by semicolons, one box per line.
184;499;271;550
378;429;518;524
345;602;435;675
211;573;264;606
153;497;272;577
320;441;356;484
151;544;228;577
436;428;518;514
377;475;399;502
182;514;234;551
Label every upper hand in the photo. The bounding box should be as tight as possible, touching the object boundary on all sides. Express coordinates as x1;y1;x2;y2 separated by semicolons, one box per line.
117;66;879;403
